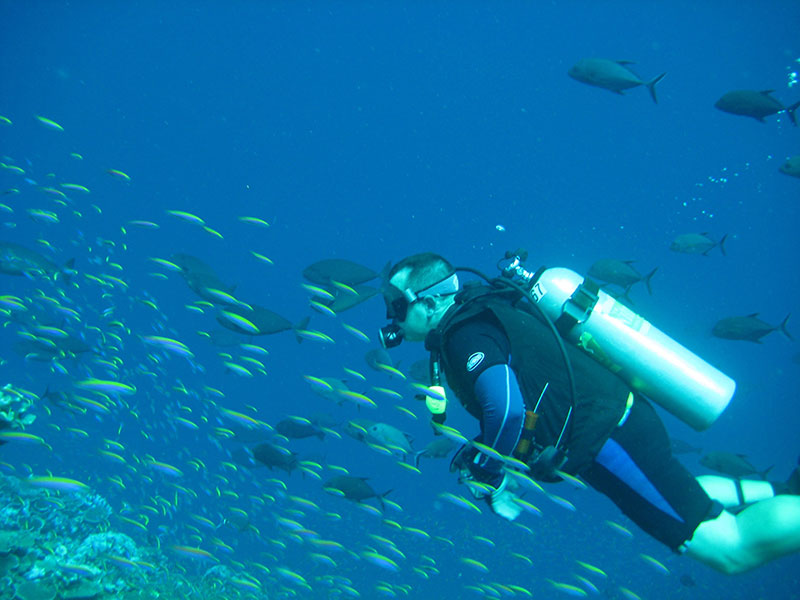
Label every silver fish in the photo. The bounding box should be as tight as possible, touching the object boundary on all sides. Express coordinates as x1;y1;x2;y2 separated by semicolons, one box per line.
568;58;666;103
714;90;799;125
712;313;792;343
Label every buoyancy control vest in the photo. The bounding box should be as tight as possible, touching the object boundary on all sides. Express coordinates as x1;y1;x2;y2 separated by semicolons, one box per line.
431;282;631;474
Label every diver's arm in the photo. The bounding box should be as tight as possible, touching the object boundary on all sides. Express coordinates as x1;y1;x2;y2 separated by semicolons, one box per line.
471;364;526;484
444;316;525;485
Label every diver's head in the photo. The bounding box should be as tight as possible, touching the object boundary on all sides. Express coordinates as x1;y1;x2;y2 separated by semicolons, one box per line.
380;253;458;348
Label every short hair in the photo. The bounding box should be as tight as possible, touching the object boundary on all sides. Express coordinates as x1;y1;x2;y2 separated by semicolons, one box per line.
388;253;454;292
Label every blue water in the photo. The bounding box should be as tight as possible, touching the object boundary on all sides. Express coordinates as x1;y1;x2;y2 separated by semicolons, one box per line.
1;2;798;598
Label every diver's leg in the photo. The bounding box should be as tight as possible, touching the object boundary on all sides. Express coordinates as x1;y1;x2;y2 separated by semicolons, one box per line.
696;475;776;508
684;496;800;574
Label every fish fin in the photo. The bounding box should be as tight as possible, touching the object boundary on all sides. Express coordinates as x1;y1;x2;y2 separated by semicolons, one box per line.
643;267;658;295
646;72;666;104
779;314;793;341
747;313;760;318
413;450;424;469
58;258;77;283
620;286;635;306
616;60;636;65
759;90;776;96
759;465;775;481
378;260;392;282
378;489;393;511
786;457;800;495
293;316;311;343
718;234;728;256
785;100;800;126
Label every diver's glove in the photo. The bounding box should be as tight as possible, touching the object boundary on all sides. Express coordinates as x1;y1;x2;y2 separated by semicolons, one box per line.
487;474;523;521
450;445;522;520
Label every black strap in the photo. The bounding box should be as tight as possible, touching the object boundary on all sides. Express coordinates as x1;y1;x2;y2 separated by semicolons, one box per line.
553;278;601;336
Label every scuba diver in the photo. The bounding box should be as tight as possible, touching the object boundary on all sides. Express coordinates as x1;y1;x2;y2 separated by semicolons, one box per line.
378;251;800;575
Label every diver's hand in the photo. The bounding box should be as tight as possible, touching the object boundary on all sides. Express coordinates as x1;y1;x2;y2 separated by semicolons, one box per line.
488;474;522;521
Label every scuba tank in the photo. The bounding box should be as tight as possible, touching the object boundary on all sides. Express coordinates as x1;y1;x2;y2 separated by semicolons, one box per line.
502;253;735;431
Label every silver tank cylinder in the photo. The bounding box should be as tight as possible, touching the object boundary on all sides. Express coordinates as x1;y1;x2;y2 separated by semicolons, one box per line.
531;267;735;431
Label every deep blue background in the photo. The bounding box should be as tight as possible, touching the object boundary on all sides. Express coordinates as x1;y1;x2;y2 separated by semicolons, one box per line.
1;1;798;599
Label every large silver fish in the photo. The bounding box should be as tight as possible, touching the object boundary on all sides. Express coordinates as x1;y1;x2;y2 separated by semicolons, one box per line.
568;58;666;103
0;241;74;280
670;233;727;256
303;259;384;286
712;313;792;343
779;155;800;178
323;475;391;507
714;90;799;125
588;259;657;297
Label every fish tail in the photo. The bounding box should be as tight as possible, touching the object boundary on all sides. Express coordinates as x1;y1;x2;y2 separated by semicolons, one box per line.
621;286;635;306
785;100;800;126
779;314;793;341
718;234;728;256
413;450;424;469
646;72;667;104
759;465;775;481
293;316;311;344
379;489;393;511
786;456;800;495
57;258;77;283
643;267;658;295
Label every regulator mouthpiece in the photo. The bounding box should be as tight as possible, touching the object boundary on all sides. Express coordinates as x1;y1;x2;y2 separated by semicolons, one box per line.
379;322;404;349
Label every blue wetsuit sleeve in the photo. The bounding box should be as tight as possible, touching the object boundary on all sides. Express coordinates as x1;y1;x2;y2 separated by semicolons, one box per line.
471;364;525;485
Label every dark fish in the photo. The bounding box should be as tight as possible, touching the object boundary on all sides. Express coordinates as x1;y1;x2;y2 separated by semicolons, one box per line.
413;437;458;467
275;418;325;440
364;422;414;457
344;418;377;442
303;259;385;286
323;285;379;313
215;303;296;336
227;425;272;444
0;241;75;280
39;386;73;408
670;233;727;256
310;378;351;403
568;58;666;103
252;442;299;473
670;438;703;455
184;271;237;305
170;253;220;278
714;90;800;125
323;475;391;507
14;342;58;361
230;447;258;468
700;451;772;479
588;259;657;296
365;348;394;372
309;412;339;428
712;313;792;343
779;155;800;178
204;329;246;347
14;337;92;361
408;359;430;384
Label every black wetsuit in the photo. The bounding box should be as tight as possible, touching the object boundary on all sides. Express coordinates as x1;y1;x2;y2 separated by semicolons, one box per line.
438;288;717;550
